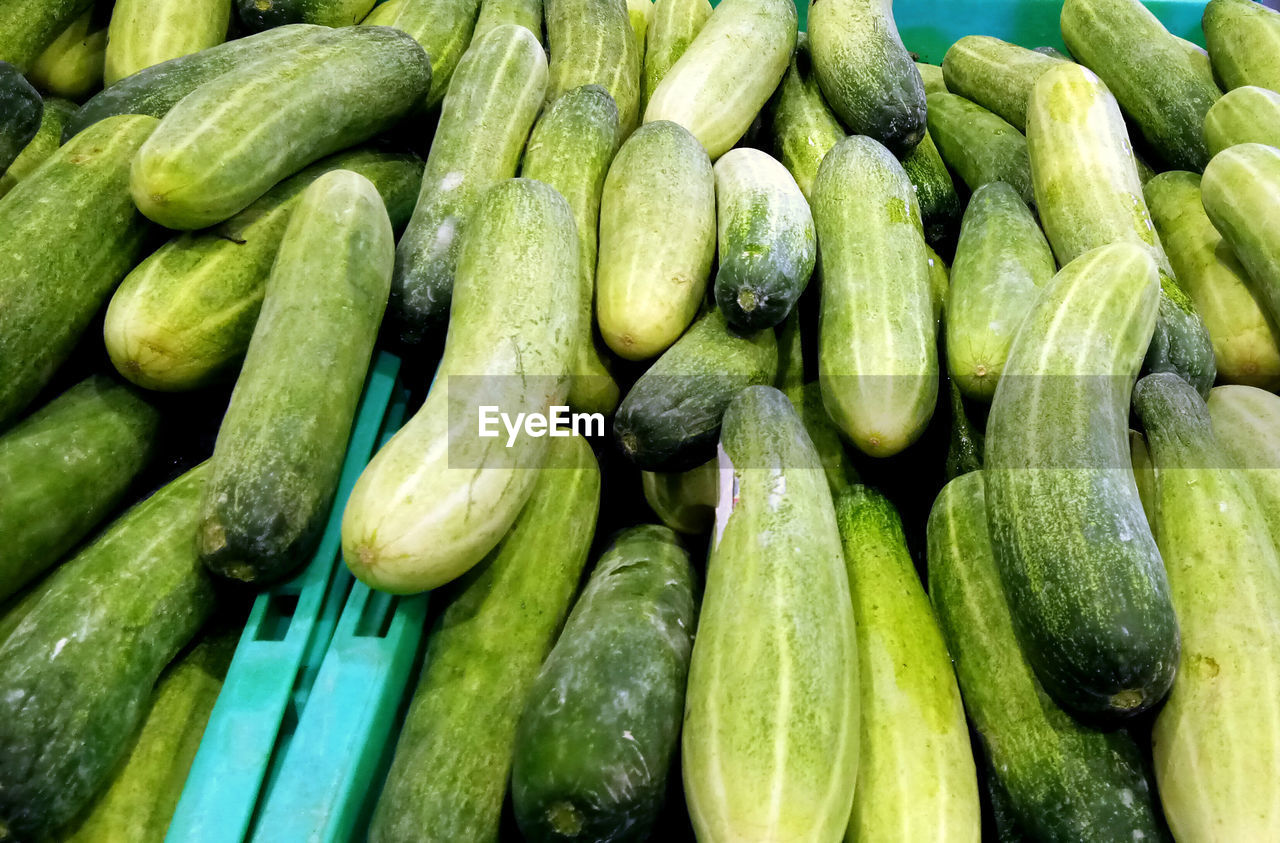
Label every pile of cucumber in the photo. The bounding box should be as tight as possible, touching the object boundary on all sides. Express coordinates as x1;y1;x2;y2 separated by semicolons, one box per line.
3;0;1280;838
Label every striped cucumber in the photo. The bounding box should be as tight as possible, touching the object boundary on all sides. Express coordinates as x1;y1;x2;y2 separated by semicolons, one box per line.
641;459;716;535
474;0;543;41
1028;61;1216;395
926;91;1034;208
627;0;650;60
1201;144;1280;331
813;134;937;458
104;0;229;84
343;179;580;594
1205;85;1280;155
901;130;961;250
984;242;1177;720
642;0;711;106
836;485;980;843
361;0;404;23
1203;0;1280;93
0;0;93;72
0;96;72;198
945;181;1056;401
386;0;479;106
391;24;546;340
1134;372;1280;842
596;120;715;360
27;8;107;99
769;33;844;201
1206;385;1280;552
0;62;41;173
683;385;857;842
546;0;641;137
941;36;1064;132
916;61;945;95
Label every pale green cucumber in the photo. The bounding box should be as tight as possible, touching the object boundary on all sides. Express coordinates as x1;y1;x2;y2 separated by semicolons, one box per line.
1205;85;1280;156
769;32;844;201
27;8;106;99
627;0;651;60
1202;144;1280;333
926;244;949;328
386;0;479;105
941;36;1064;132
473;0;542;40
1129;429;1157;530
926;91;1034;208
546;0;642;137
642;0;711;106
1206;384;1280;553
0;96;74;198
1203;0;1280;93
642;459;716;535
361;0;403;23
916;61;946;95
104;0;229;85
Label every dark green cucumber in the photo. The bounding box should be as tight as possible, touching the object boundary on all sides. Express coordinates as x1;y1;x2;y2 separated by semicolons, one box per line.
941;36;1063;132
927;471;1169;843
926;91;1034;208
769;33;844;201
0;463;215;840
1203;0;1280;93
198;170;392;584
0;376;158;602
368;435;600;843
385;0;480;106
985;242;1177;720
944;378;984;480
900;129;961;250
547;0;642;138
0;114;156;429
1201;144;1280;333
0;95;73;198
713;147;816;331
1205;85;1280;156
512;525;697;843
0;62;42;172
0;0;93;72
614;308;777;471
641;459;716;535
237;0;371;31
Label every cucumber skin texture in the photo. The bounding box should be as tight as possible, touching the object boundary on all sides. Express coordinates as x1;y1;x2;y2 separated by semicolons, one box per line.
1206;385;1280;552
900;130;961;250
945;182;1056;402
944;378;983;481
104;0;229;85
368;435;599;843
512;525;696;843
927;472;1170;843
813;135;938;458
237;0;373;32
835;486;980;843
104;149;422;392
926;92;1034;208
130;26;429;230
0;96;73;198
0;114;157;429
641;459;717;535
1202;144;1280;334
386;0;477;106
807;0;925;155
28;9;107;99
1028;61;1216;396
683;386;858;843
916;61;946;95
0;377;158;603
984;242;1177;720
362;0;405;24
597;120;715;361
343;179;581;595
198;171;392;585
1061;0;1220;172
66;25;323;140
0;63;42;172
474;0;543;41
1129;429;1158;530
643;0;712;107
1205;85;1280;155
390;24;546;340
926;245;949;329
1133;373;1280;842
941;36;1063;132
769;33;844;202
1146;170;1280;390
644;0;796;159
0;0;92;72
0;463;215;840
546;0;641;137
613;308;778;472
713;148;816;331
1203;0;1280;93
519;84;622;415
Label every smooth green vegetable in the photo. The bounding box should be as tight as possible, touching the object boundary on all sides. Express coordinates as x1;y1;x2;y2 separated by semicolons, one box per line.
474;0;543;40
0;96;72;198
1206;384;1280;553
641;459;717;535
916;61;946;94
546;0;642;137
1205;85;1280;155
1203;0;1280;93
0;0;94;72
900;130;961;249
27;8;107;99
1201;144;1280;332
769;32;844;201
942;36;1063;131
642;0;711;106
385;0;479;106
926;91;1034;208
104;0;228;84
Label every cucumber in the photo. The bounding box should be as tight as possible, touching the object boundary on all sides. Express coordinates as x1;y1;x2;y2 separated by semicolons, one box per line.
0;463;215;840
237;0;373;32
343;179;581;594
0;0;93;72
945;181;1056;401
713;148;815;331
642;459;716;535
27;8;107;99
1027;61;1216;395
0;114;156;429
105;149;422;391
199;171;392;585
941;36;1062;132
104;0;229;84
794;381;859;496
926;91;1034;208
390;24;546;340
835;485;980;843
642;0;711;106
597;120;715;360
901;129;961;250
361;0;403;23
1205;85;1280;156
368;435;599;843
0;376;158;603
916;61;946;95
1134;149;1159;183
627;0;650;60
944;378;983;480
1146;170;1280;389
64;628;236;843
1061;0;1220;172
546;0;642;137
512;525;697;843
0;62;42;173
807;0;925;154
520;84;622;415
1129;429;1157;529
386;0;479;106
0;95;72;198
683;385;857;842
1206;385;1280;550
614;308;778;471
1201;143;1280;332
769;32;844;201
927;472;1170;843
474;0;543;41
813;134;937;457
644;0;794;159
984;242;1177;720
1203;0;1280;93
130;26;429;230
926;244;949;327
1133;372;1280;842
1035;45;1072;60
65;24;322;139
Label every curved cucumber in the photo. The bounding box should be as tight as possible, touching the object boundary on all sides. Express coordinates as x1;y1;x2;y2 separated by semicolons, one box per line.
984;242;1176;720
1201;144;1280;332
683;385;857;843
769;33;844;201
512;525;696;843
386;0;479;106
644;0;795;159
713;148;815;331
941;35;1063;132
597;120;715;360
104;0;228;84
1206;385;1280;550
1205;85;1280;156
0;0;93;72
901;129;961;250
343;179;580;594
642;0;711;106
0;62;42;172
1203;0;1280;93
945;182;1056;401
27;8;106;99
926;91;1034;208
641;459;717;535
474;0;543;41
546;0;641;137
0;96;72;198
391;24;546;340
1133;373;1280;842
813;134;937;457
